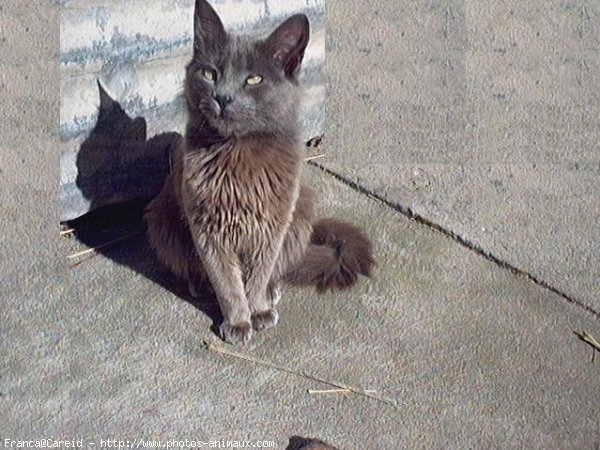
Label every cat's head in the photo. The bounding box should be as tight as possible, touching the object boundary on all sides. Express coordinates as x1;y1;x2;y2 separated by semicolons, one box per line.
185;0;310;139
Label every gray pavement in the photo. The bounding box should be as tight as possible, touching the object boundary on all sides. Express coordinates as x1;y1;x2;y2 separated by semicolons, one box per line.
2;0;600;449
326;0;600;313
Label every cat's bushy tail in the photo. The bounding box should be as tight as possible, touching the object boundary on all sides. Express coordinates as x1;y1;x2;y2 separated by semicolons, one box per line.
285;218;374;292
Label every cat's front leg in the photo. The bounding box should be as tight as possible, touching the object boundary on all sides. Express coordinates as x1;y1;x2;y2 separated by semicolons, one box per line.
245;239;285;332
192;234;253;344
267;280;282;306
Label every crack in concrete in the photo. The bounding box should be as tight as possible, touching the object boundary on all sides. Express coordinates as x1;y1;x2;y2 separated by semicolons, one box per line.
308;161;600;320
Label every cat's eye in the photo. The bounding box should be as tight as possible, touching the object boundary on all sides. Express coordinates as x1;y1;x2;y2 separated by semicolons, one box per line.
202;68;216;82
246;75;263;86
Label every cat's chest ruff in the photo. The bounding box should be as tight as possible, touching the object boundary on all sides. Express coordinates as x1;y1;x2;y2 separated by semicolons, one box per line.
182;140;300;225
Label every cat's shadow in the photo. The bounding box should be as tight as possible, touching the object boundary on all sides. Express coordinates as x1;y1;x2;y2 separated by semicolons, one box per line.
69;200;223;332
69;83;223;332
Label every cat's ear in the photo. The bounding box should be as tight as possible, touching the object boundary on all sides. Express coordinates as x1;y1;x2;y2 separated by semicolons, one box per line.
262;14;310;77
97;80;117;110
193;0;226;53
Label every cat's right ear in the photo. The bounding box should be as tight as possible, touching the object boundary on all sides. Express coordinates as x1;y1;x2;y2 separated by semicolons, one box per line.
193;0;226;54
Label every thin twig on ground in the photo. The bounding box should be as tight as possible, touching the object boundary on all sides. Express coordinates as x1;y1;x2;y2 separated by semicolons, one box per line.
203;340;397;408
60;228;75;236
307;388;377;395
575;330;600;352
67;230;143;260
304;154;325;162
69;253;99;269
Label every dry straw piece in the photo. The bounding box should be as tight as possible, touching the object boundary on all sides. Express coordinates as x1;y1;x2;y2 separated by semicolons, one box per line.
204;340;397;408
307;388;377;395
304;154;325;162
67;230;143;260
575;330;600;352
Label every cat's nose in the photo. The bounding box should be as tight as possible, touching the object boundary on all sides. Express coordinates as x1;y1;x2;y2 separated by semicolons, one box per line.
214;94;233;110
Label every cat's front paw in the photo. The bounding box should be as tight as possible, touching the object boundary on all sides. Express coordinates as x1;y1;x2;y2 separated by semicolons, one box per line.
251;308;279;331
219;321;253;345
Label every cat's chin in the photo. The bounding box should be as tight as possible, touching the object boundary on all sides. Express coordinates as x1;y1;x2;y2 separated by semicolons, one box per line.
210;121;237;138
200;110;284;140
208;117;252;140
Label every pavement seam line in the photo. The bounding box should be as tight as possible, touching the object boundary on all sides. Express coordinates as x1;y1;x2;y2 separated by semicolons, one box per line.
308;161;600;320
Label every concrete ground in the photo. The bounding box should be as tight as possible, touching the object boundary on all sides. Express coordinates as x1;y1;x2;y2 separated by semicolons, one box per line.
1;1;600;449
326;0;600;314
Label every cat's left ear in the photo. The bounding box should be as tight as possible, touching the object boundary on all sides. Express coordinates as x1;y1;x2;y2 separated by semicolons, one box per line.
262;14;310;77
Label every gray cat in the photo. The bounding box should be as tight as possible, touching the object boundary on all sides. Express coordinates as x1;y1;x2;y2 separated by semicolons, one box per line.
144;0;374;344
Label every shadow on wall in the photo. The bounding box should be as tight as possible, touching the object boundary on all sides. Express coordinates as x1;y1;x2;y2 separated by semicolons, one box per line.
75;81;178;212
69;82;224;331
